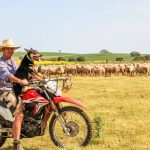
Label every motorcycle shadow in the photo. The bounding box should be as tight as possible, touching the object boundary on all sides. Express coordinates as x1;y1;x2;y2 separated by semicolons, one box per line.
2;147;41;150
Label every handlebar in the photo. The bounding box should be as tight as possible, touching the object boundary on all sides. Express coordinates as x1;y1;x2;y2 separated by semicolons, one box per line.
29;76;70;84
28;76;72;91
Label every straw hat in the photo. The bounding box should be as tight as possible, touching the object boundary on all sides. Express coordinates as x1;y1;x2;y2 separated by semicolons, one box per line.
0;39;21;51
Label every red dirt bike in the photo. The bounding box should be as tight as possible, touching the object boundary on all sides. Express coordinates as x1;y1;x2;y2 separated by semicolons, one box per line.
0;77;92;148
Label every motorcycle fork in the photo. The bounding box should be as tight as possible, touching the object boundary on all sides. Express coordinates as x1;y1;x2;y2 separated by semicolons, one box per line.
54;110;70;136
50;103;70;135
43;90;70;135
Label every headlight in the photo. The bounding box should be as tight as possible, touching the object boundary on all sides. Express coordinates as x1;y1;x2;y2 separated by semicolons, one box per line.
44;80;62;96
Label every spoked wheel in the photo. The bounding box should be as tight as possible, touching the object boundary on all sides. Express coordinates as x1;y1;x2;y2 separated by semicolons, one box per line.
49;106;92;148
0;124;7;147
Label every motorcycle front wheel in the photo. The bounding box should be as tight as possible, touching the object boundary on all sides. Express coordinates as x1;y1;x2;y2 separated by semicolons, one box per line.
49;106;92;148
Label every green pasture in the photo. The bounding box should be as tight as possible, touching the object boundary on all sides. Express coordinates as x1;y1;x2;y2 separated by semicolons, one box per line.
78;53;132;61
0;51;149;64
2;76;150;150
1;51;149;64
13;52;133;62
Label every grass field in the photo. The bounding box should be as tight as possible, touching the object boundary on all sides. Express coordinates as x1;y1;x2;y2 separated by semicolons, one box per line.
12;52;134;62
1;76;150;150
1;51;149;64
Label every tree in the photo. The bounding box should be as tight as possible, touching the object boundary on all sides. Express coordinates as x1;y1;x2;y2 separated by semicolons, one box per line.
116;57;123;61
76;56;86;62
144;55;150;60
132;56;144;61
68;57;76;62
130;51;140;57
99;49;111;54
57;57;66;61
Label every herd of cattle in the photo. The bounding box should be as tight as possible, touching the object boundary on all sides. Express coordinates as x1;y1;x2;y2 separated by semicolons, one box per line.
37;63;150;77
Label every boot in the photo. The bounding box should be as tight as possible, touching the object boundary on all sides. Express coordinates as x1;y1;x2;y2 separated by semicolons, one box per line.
13;140;25;150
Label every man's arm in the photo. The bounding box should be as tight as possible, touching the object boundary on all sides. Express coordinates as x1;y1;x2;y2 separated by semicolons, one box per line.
8;74;28;85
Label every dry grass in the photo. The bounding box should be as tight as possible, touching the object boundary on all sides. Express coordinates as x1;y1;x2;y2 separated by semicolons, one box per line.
2;76;150;150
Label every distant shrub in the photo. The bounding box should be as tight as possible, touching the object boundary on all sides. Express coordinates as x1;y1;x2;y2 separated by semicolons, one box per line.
76;56;86;62
99;49;111;54
144;55;150;60
133;56;144;61
68;57;76;62
57;57;66;61
130;51;140;57
116;57;123;61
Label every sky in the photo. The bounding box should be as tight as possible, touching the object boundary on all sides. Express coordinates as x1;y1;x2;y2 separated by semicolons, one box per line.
0;0;150;54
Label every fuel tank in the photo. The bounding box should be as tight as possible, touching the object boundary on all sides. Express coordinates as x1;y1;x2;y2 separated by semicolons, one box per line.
21;89;48;104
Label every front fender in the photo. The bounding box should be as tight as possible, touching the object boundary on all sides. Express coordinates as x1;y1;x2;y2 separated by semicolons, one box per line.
53;96;86;108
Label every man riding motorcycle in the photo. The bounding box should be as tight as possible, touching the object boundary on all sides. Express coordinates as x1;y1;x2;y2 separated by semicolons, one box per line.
0;38;28;150
0;39;92;149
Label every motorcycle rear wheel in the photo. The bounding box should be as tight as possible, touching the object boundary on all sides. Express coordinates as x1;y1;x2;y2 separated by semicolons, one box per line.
49;106;92;148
